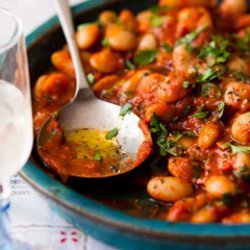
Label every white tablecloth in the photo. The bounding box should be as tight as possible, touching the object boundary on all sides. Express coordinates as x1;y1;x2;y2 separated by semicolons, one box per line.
10;175;115;250
0;0;116;249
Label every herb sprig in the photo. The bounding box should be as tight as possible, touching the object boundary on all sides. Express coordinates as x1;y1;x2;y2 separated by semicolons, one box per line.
233;71;250;83
105;128;119;140
135;50;158;66
119;103;133;117
176;27;207;52
93;152;103;161
225;143;250;154
193;111;210;119
235;31;250;52
198;35;231;66
150;114;183;157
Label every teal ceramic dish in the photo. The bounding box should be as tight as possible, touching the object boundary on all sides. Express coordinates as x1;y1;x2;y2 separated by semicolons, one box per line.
22;0;250;249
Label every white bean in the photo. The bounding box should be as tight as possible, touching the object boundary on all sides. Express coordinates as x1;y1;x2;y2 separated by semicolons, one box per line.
231;112;250;144
205;175;236;198
138;33;158;51
147;176;193;202
75;24;100;49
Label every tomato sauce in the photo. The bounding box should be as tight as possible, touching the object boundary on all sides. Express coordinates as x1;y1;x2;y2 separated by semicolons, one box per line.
33;0;250;223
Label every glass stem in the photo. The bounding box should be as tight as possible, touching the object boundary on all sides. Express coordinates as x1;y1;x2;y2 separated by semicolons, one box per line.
0;179;12;250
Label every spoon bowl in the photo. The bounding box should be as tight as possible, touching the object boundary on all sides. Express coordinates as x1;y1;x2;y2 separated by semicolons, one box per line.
37;0;152;179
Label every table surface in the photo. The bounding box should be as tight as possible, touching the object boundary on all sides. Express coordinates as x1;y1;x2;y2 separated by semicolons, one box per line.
0;0;115;249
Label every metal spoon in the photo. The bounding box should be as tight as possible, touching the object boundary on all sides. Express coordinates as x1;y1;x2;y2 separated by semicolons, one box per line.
37;0;151;178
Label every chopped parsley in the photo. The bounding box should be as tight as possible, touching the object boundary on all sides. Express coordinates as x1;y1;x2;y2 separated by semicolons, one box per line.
149;114;181;157
241;165;249;172
198;65;226;83
222;193;233;206
162;43;173;52
193;111;210;119
233;71;250;83
193;166;202;179
200;84;211;97
102;37;110;47
193;65;199;73
176;27;207;51
196;36;230;83
198;68;218;83
235;30;250;52
235;165;250;182
119;103;133;117
182;81;190;89
151;15;166;27
93;152;102;161
230;144;250;154
135;50;158;66
238;165;249;176
149;114;165;134
125;59;136;70
172;116;179;122
183;105;191;115
200;83;222;97
158;138;179;157
198;35;231;66
226;142;250;154
87;73;95;85
105;128;119;139
217;101;225;118
173;133;183;142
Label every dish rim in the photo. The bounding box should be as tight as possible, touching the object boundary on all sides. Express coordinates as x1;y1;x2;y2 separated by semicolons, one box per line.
21;0;250;244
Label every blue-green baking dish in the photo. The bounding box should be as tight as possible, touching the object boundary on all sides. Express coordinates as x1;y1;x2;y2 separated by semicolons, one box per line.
21;0;250;249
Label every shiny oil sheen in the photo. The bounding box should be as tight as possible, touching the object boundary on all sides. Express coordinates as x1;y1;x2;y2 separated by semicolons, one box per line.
64;128;126;172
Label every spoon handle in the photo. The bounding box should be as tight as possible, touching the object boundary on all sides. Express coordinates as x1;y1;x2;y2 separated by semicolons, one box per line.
52;0;89;92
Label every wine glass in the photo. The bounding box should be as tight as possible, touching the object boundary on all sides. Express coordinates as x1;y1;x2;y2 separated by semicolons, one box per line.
0;7;33;248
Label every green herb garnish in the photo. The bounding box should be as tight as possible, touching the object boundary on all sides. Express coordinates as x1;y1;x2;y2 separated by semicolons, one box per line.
233;71;250;83
183;105;191;115
162;43;173;52
222;193;233;206
193;66;199;73
135;50;158;66
198;65;227;83
198;68;218;83
176;27;207;51
102;37;110;47
198;35;231;66
193;111;210;119
172;116;179;122
93;152;102;161
236;30;250;52
200;83;222;97
87;73;95;85
150;114;164;134
149;114;180;157
242;165;249;172
119;103;133;117
125;59;136;70
230;144;250;154
105;128;119;139
217;101;225;118
239;165;249;175
182;81;190;89
151;15;166;27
